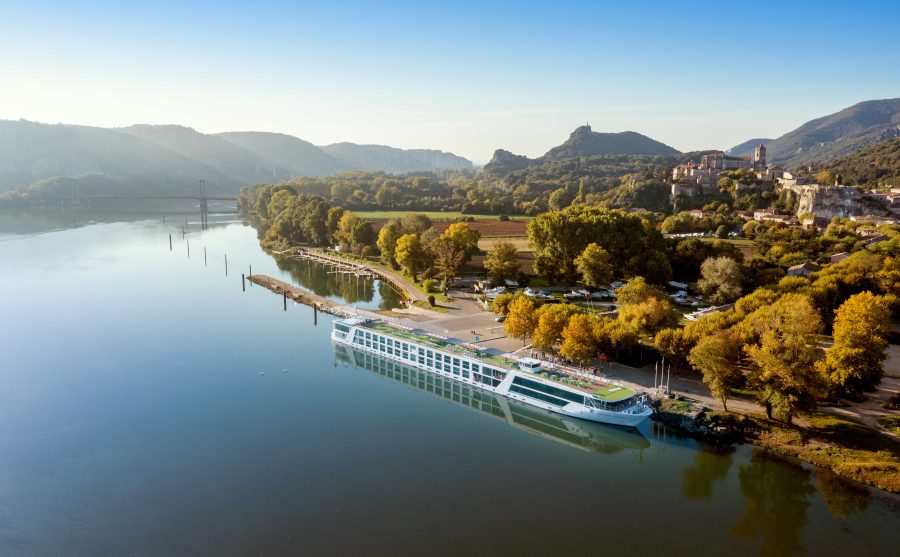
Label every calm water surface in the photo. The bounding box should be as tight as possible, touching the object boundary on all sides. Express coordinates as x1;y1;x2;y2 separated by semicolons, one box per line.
0;210;897;556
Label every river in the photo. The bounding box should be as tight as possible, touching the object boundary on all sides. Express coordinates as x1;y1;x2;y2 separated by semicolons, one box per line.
0;210;897;556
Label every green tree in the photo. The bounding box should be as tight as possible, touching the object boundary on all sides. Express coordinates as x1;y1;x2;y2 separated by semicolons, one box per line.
504;294;538;345
688;331;742;411
575;242;613;289
743;294;824;424
325;206;345;243
484;241;520;283
395;233;425;278
401;213;433;236
818;291;891;397
697;256;743;305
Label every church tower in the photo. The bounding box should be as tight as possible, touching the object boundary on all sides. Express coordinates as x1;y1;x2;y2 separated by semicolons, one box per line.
753;144;767;170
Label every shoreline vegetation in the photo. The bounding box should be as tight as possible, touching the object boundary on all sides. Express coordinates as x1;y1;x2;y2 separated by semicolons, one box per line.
653;398;900;493
236;172;900;495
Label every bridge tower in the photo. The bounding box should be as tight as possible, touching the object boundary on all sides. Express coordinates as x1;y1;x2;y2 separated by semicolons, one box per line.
199;179;208;229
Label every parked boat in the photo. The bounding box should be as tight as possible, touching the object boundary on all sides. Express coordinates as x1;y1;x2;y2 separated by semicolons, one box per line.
332;317;653;427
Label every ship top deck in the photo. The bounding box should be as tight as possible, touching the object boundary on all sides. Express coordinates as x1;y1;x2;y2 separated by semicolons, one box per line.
341;318;637;403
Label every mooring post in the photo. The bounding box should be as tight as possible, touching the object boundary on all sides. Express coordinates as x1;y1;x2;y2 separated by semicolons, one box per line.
225;253;228;276
204;246;207;266
187;240;190;258
169;234;172;251
314;304;318;325
163;215;166;224
242;273;246;292
283;290;287;311
249;264;252;286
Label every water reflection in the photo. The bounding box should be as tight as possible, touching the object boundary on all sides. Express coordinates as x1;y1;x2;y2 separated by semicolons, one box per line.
816;470;871;520
681;444;734;499
334;343;650;454
731;450;816;557
275;255;402;309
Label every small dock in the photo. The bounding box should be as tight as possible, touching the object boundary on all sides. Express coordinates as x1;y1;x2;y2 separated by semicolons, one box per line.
248;274;353;317
272;247;420;302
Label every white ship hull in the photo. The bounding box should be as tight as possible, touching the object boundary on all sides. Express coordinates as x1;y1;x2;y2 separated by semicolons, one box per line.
332;321;652;428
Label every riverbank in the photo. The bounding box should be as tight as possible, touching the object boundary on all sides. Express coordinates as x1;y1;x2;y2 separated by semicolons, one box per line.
653;397;900;493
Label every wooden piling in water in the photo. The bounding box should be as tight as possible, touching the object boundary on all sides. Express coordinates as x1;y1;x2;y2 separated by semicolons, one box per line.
283;290;287;311
225;253;228;276
242;273;246;292
187;240;190;258
169;234;172;251
204;246;207;266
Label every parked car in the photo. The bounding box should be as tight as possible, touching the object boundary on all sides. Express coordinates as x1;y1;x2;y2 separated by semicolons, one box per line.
494;314;507;322
524;287;540;297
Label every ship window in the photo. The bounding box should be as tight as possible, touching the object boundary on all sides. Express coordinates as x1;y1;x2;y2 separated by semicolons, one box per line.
511;377;586;405
444;355;451;363
509;385;565;407
462;361;469;370
335;323;350;333
418;356;425;364
435;361;442;370
452;358;460;367
427;359;433;367
472;364;479;373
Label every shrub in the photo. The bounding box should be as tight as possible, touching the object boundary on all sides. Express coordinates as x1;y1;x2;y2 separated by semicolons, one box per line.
499;214;510;221
428;295;436;307
422;279;436;293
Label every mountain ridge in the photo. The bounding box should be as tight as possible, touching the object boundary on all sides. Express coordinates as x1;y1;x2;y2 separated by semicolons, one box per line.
0;120;475;194
732;98;900;168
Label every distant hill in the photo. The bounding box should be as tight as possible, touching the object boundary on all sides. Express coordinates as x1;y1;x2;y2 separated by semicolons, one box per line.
543;125;680;160
813;137;900;187
483;125;680;178
321;143;472;173
762;98;900;168
727;138;773;157
217;131;344;177
0;120;474;195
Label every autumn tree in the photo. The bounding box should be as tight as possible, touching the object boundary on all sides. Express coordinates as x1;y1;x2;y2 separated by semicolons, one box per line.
618;297;679;334
484;241;520;283
491;292;515;315
743;294;824;424
504;294;538;345
575;242;613;289
697;256;743;305
441;222;480;259
395;233;425;278
688;331;742;411
376;218;403;267
818;291;892;398
532;304;579;352
560;313;599;365
615;276;667;306
432;236;466;283
655;328;692;367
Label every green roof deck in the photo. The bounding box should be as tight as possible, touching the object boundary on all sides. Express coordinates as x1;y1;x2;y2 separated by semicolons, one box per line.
592;384;636;402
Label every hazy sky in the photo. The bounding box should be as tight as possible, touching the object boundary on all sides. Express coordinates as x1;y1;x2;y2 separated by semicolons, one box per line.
1;0;898;161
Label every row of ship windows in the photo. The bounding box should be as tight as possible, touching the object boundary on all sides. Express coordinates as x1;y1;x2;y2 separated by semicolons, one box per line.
353;331;506;387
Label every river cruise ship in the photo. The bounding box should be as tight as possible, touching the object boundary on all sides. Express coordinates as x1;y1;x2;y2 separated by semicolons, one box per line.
332;317;652;427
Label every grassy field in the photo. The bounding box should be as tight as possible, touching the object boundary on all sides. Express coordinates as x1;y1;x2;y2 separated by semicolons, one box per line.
700;237;756;259
355;211;531;221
